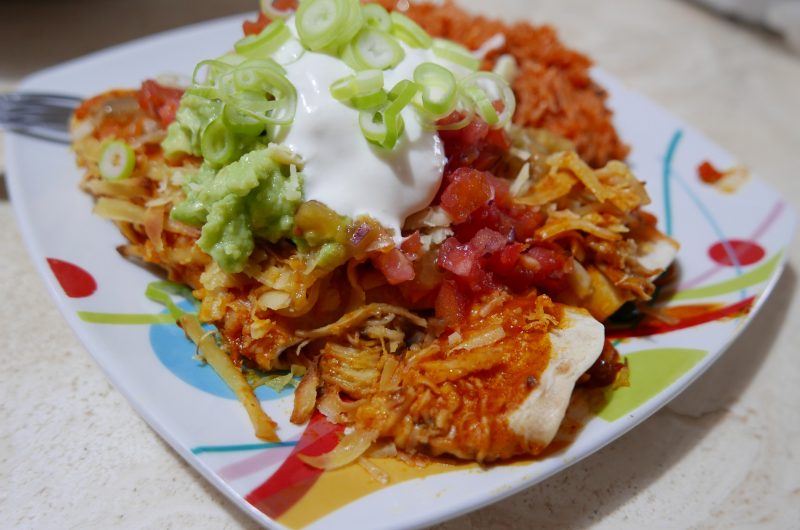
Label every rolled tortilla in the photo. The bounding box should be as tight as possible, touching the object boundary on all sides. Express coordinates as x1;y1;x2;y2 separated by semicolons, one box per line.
507;307;604;446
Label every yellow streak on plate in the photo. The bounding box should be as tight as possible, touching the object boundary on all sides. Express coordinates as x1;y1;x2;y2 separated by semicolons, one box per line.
278;457;476;529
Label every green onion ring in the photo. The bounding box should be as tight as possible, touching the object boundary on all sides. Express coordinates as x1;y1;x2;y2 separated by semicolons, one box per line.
458;71;516;128
330;70;384;101
327;0;364;52
223;103;266;136
351;27;405;70
192;59;234;86
351;90;387;110
461;84;498;126
99;140;136;180
390;12;432;49
432;38;480;71
413;62;457;117
200;118;238;167
234;19;291;57
296;0;350;51
362;3;391;31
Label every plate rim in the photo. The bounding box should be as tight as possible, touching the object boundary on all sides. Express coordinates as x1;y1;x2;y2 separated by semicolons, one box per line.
5;11;797;530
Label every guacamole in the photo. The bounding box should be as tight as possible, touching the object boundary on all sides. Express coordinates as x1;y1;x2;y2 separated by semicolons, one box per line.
171;147;303;273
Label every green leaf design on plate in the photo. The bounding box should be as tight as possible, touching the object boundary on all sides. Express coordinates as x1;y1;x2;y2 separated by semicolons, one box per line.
671;250;783;301
597;347;707;422
77;311;175;325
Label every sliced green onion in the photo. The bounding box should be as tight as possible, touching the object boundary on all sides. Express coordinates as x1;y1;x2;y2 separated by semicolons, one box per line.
432;38;480;71
390;12;432;49
327;0;364;52
459;71;516;128
352;90;387;110
260;0;295;20
217;53;247;67
99;140;135;180
386;79;419;113
186;85;221;100
351;28;405;70
234;19;291;57
357;80;416;149
192;59;234;86
330;70;384;101
238;57;287;74
232;68;265;92
358;79;417;149
229;93;282;114
271;37;306;65
201;117;238;167
339;40;362;70
329;77;355;101
461;84;498;126
413;62;457;116
362;3;391;31
352;69;384;94
359;110;388;143
231;93;292;126
223;103;265;136
359;109;404;149
434;105;475;131
380;109;404;149
296;0;349;51
231;60;286;92
225;65;297;126
213;60;291;116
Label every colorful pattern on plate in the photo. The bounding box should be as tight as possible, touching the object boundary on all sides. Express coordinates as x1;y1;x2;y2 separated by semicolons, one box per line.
38;127;794;528
8;19;795;530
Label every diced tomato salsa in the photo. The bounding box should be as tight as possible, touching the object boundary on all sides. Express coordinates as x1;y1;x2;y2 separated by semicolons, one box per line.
224;16;574;328
363;112;569;328
427;114;573;325
373;248;416;285
138;80;184;127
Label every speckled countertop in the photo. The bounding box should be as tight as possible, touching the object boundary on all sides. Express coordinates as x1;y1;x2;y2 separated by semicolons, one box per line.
1;0;799;528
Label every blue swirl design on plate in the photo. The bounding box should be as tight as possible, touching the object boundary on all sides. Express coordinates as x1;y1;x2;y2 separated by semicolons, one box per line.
149;301;294;401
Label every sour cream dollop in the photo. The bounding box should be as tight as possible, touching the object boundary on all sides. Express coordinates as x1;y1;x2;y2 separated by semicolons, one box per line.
280;29;456;240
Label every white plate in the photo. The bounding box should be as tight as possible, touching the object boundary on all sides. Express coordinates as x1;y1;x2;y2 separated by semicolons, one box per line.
5;12;796;530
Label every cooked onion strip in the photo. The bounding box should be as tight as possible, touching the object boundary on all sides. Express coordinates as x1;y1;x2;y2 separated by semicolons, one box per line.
82;177;149;199
143;205;166;253
298;429;377;470
296;303;426;339
93;197;146;224
358;457;390;484
291;360;320;425
180;314;279;441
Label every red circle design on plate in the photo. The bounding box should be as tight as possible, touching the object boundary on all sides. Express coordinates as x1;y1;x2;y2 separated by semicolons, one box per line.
46;258;97;298
708;240;765;267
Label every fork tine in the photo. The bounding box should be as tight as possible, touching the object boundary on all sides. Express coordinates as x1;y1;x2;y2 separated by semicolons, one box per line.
2;92;82;104
0;91;82;144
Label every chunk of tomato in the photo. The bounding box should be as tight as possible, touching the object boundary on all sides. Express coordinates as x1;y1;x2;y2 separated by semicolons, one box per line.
440;168;494;223
138;80;184;127
373;248;415;285
435;278;470;328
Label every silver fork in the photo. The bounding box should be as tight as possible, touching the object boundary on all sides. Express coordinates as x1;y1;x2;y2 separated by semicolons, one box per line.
0;92;82;144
